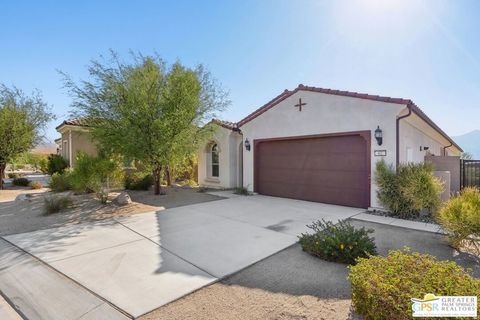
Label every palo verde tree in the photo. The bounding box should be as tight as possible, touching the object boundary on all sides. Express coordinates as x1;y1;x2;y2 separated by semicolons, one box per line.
0;85;54;189
62;52;229;194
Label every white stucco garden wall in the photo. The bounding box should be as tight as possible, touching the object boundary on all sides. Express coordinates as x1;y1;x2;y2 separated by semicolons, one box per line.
239;90;406;208
198;126;243;189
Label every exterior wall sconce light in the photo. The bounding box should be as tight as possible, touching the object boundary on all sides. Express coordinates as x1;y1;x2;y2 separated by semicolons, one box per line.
374;126;383;146
245;138;251;151
420;146;429;151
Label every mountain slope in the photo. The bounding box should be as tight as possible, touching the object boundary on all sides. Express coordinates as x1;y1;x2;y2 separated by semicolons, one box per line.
453;130;480;159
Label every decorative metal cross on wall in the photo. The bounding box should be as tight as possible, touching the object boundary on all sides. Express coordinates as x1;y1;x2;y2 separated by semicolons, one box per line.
294;98;307;112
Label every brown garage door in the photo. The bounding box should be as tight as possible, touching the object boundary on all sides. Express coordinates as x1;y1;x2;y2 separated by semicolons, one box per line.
255;133;370;208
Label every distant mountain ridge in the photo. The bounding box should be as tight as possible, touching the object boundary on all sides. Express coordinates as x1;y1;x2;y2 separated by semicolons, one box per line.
453;130;480;159
31;143;57;155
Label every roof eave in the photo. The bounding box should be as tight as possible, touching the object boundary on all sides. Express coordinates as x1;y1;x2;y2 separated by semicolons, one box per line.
408;104;463;152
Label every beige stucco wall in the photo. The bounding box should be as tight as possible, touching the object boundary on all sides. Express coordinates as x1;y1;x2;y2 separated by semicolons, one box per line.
60;128;98;167
398;114;461;164
198;126;243;189
426;155;461;194
239;90;406;208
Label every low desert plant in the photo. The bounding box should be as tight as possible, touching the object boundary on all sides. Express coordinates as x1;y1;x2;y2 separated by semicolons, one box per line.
124;172;153;191
7;172;18;179
31;181;42;189
47;154;69;175
375;160;443;218
12;177;30;186
49;172;72;192
43;195;73;215
233;186;250;195
298;219;377;264
348;249;480;320
437;187;480;249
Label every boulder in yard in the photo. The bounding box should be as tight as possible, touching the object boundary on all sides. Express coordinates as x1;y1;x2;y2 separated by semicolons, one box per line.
114;192;132;206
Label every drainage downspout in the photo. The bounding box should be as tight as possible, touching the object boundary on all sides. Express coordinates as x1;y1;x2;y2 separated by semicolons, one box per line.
442;142;453;156
396;103;413;167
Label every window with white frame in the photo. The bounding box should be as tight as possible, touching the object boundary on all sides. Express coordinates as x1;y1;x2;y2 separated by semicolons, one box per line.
211;143;219;177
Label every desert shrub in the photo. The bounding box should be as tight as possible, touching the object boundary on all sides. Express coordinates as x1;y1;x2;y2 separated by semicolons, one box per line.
70;153;124;202
7;173;18;179
124;172;153;191
47;154;69;175
43;195;73;215
234;186;250;195
437;187;480;248
375;160;443;218
298;219;377;265
169;154;198;183
49;172;72;192
31;181;42;189
12;177;30;186
39;157;48;173
348;249;480;320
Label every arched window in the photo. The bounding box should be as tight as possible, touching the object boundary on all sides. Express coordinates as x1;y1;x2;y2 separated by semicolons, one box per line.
211;144;219;177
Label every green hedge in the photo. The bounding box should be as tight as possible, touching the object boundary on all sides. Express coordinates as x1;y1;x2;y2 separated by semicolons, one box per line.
47;154;68;175
12;177;30;186
375;160;443;218
349;249;480;320
124;172;153;191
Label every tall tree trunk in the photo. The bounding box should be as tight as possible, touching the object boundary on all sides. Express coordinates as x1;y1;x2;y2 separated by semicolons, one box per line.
166;165;172;186
0;163;5;190
153;165;162;195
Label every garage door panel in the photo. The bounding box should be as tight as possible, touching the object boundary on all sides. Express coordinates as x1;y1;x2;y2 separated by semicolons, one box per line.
259;153;367;171
258;169;367;189
255;134;369;208
257;182;367;206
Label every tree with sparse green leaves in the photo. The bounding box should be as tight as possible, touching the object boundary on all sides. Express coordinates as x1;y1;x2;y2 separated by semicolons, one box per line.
0;85;54;189
62;52;229;194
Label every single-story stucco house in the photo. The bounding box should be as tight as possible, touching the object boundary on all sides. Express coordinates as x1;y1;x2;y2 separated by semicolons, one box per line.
55;118;98;167
198;84;462;209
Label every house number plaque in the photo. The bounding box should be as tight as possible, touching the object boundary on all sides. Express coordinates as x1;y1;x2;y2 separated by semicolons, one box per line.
374;150;387;156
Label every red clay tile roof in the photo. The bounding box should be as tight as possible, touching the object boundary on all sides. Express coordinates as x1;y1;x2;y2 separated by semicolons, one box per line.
212;119;239;131
235;84;462;152
55;118;92;130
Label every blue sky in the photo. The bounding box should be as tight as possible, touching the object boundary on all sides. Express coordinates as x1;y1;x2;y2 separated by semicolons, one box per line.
1;0;479;142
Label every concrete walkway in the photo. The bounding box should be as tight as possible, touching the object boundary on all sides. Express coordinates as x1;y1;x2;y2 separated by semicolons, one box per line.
0;295;22;320
352;212;445;234
0;238;129;320
2;194;363;318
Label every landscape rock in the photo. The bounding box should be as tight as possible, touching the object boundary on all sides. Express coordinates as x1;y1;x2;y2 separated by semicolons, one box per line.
114;192;132;206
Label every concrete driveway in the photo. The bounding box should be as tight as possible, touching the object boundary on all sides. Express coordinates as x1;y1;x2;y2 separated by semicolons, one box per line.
3;193;363;318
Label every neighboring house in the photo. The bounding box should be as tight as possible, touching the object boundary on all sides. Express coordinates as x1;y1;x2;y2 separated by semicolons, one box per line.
198;84;462;209
55;118;98;167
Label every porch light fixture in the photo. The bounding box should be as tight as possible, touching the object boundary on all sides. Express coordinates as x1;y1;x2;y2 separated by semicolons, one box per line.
374;126;383;146
245;138;251;151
